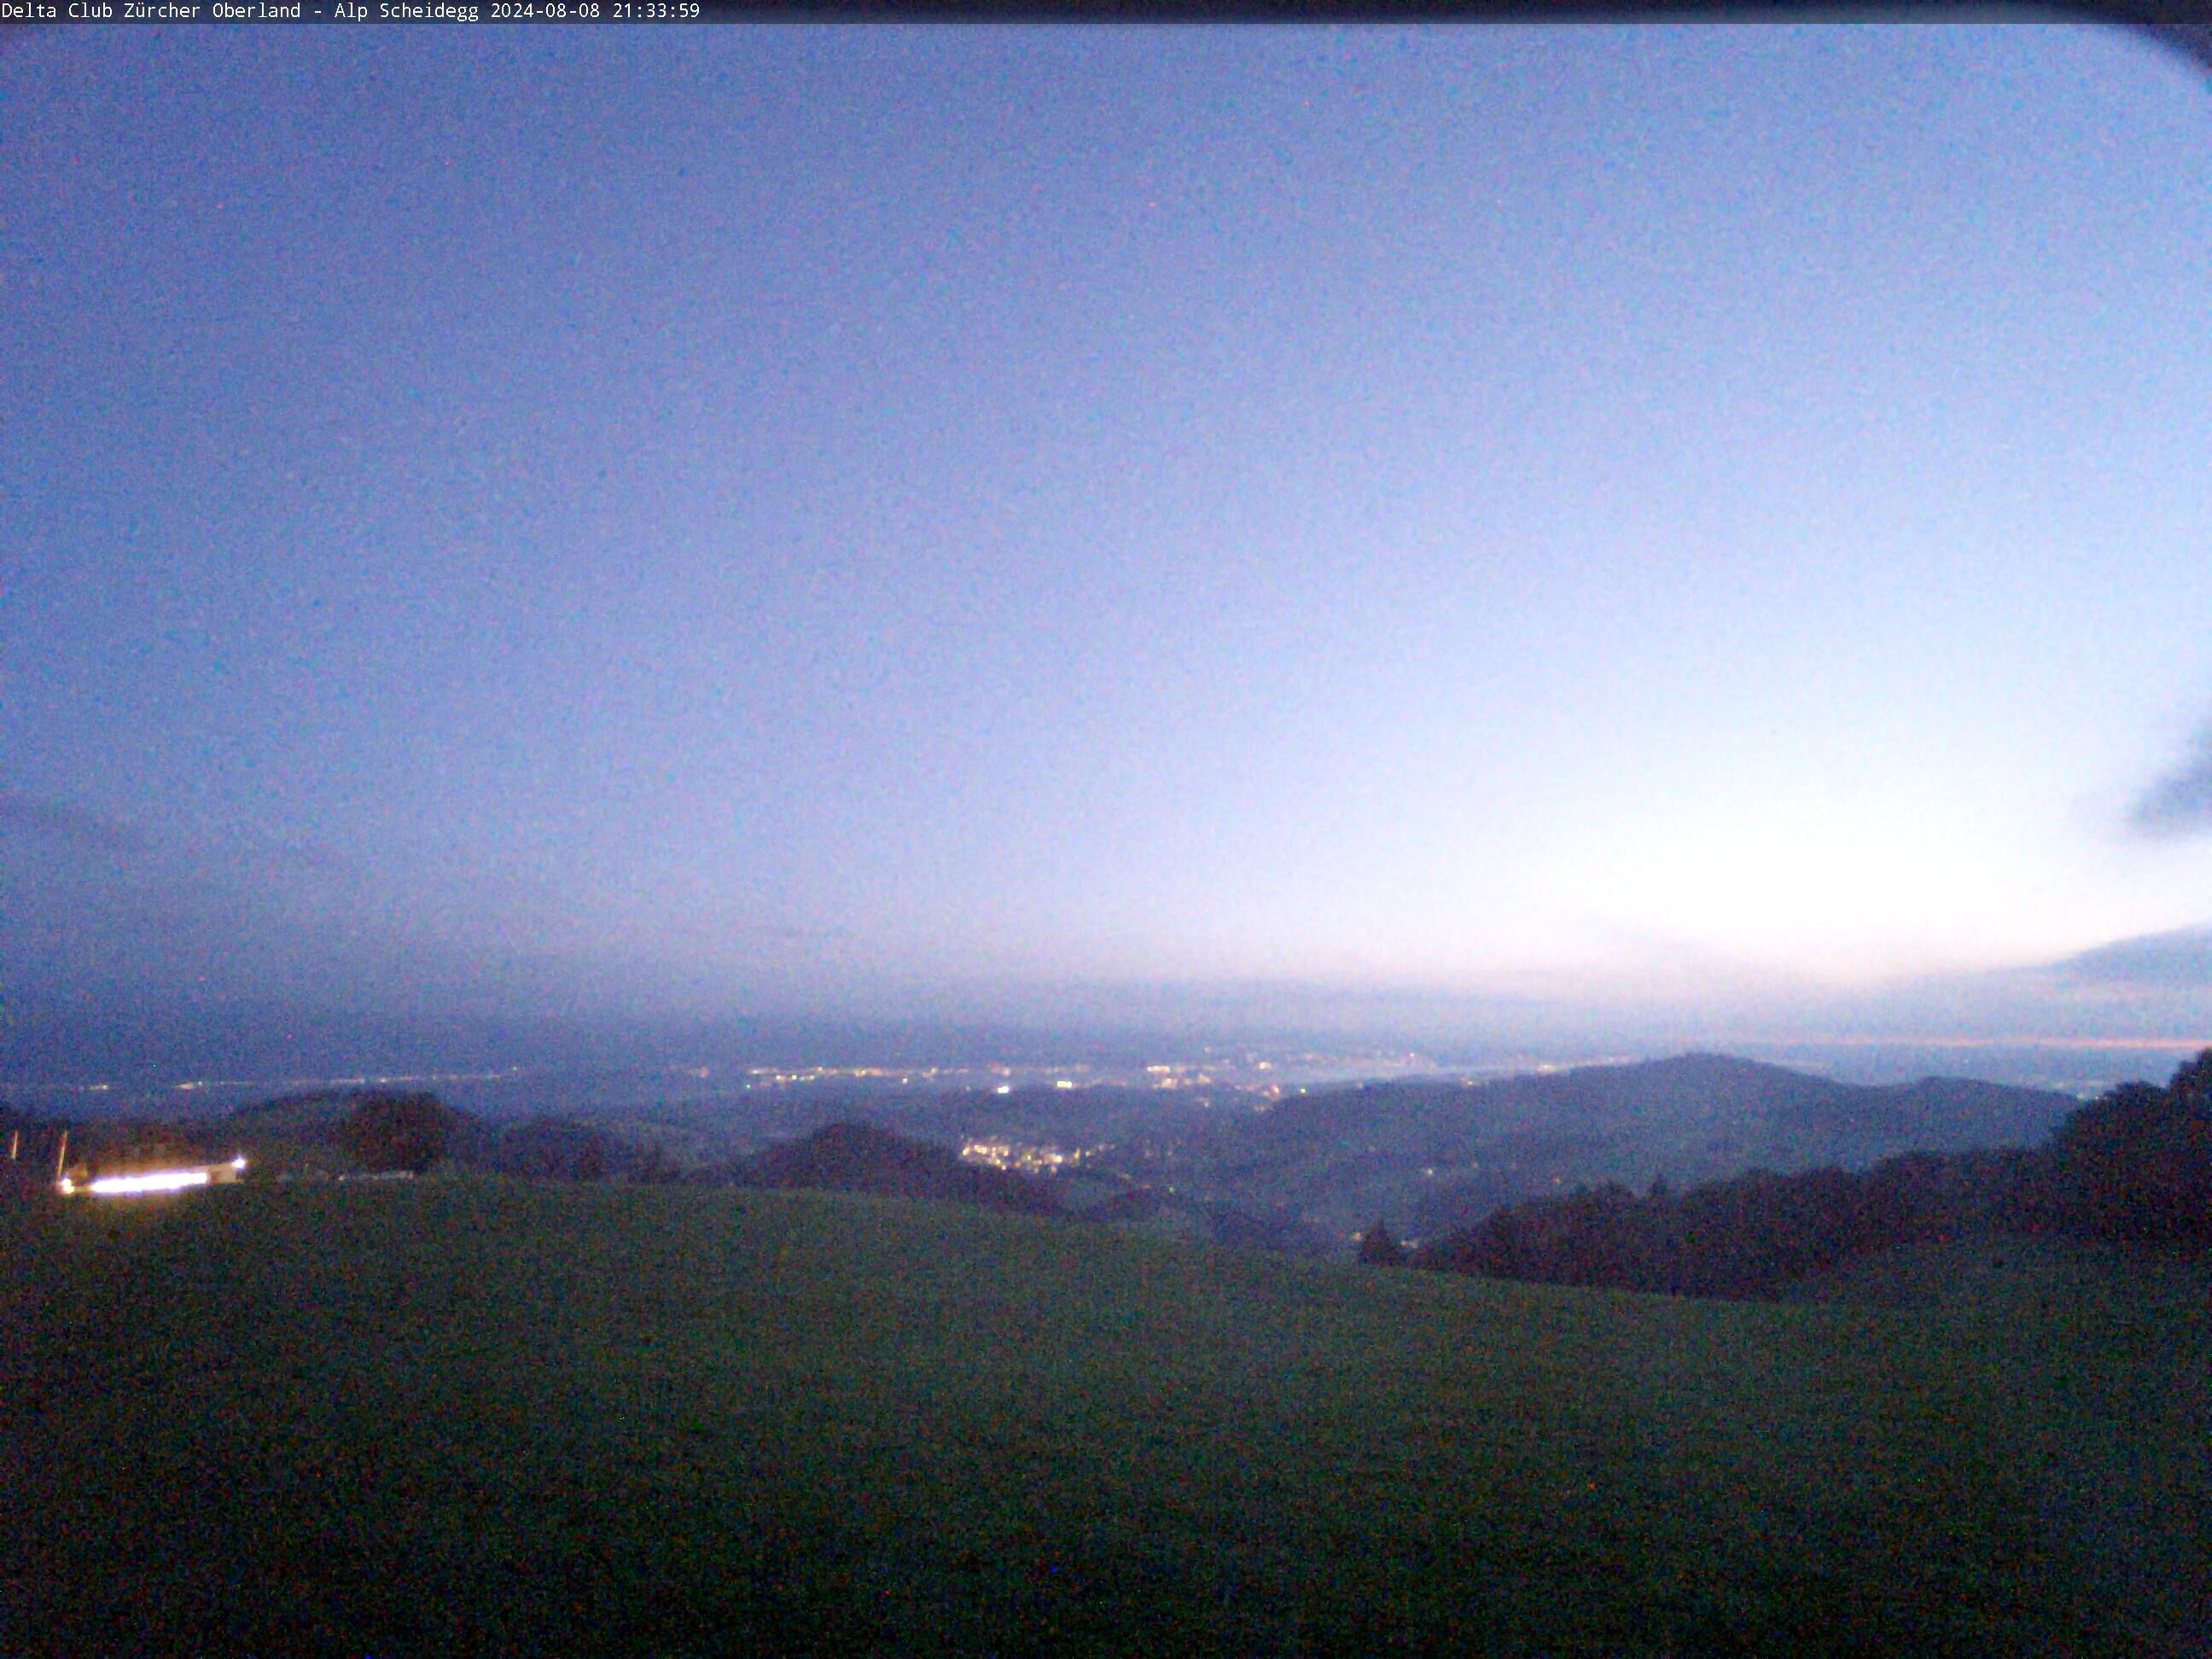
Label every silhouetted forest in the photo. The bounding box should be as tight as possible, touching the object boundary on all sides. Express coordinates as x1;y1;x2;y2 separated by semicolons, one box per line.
1414;1051;2212;1298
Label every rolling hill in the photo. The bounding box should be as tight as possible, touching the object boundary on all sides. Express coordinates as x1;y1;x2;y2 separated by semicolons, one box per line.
3;1178;2203;1656
1010;1053;2081;1247
730;1120;1062;1215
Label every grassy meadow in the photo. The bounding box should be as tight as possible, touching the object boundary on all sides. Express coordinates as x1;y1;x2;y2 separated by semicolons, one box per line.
3;1181;2206;1656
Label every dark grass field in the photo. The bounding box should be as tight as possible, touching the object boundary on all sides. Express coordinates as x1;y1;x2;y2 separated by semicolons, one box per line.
3;1181;2206;1656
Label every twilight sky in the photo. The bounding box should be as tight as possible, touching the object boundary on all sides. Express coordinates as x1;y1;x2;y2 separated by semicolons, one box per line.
5;23;2212;1050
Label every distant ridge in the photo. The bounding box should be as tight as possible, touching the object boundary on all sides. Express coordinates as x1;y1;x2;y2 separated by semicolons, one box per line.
1119;1051;2082;1246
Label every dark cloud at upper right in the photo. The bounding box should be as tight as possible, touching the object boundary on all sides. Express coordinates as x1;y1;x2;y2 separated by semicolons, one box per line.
2127;722;2212;839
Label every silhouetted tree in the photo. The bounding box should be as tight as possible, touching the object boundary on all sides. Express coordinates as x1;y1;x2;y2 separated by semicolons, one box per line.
105;1121;206;1173
2170;1048;2212;1114
492;1116;614;1181
341;1091;459;1176
1358;1220;1408;1266
632;1140;683;1184
2044;1067;2212;1243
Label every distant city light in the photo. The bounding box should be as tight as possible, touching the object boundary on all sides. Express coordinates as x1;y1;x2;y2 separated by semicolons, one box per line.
961;1139;1095;1173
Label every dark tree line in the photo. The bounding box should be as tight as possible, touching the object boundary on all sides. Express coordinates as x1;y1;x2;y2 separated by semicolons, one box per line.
473;1115;681;1184
718;1121;1062;1216
1359;1220;1409;1266
7;1089;691;1187
343;1091;463;1175
1413;1051;2212;1300
2017;1051;2212;1243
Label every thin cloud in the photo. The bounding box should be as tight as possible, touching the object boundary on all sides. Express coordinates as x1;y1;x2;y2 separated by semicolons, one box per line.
2052;927;2212;989
0;789;356;879
0;790;147;855
2128;723;2212;839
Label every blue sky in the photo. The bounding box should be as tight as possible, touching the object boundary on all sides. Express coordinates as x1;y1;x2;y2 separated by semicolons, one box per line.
4;24;2211;1051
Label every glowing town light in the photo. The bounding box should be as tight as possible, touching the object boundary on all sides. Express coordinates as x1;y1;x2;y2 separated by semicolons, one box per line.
84;1169;213;1196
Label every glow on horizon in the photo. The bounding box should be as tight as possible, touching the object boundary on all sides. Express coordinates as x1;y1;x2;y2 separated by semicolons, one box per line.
1732;1034;2212;1053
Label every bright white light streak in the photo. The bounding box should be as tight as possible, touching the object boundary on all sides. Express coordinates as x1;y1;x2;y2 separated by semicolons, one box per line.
85;1169;213;1196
